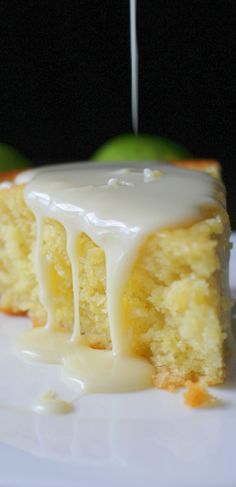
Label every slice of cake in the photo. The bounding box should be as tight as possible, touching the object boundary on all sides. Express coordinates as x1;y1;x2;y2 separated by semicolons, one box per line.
0;160;231;392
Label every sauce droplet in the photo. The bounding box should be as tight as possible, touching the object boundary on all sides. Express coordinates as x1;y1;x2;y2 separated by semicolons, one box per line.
33;390;74;415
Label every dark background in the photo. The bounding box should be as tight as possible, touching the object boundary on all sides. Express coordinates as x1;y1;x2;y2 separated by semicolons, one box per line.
0;1;235;226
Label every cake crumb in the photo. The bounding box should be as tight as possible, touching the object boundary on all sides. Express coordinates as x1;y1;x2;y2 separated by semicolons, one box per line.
183;382;217;408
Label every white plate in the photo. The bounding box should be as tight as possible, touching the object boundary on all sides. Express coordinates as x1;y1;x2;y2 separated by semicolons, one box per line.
0;233;235;487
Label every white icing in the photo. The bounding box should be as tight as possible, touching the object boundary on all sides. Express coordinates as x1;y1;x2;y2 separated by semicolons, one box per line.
143;168;163;182
16;162;223;394
0;181;13;189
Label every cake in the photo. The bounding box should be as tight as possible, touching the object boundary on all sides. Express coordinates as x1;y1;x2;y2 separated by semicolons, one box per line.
0;160;231;393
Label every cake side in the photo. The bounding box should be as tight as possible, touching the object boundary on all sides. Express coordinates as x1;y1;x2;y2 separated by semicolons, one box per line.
172;159;221;178
123;211;231;388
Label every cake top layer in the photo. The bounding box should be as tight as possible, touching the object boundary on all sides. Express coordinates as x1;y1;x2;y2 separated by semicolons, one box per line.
19;161;224;241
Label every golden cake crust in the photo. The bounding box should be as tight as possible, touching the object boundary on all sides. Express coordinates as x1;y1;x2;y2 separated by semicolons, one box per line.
0;170;21;182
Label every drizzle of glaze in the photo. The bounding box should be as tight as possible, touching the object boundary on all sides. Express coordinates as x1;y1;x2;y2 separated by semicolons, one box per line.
130;0;139;133
15;162;223;394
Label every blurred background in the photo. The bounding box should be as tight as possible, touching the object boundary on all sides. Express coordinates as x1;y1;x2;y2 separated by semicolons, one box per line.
0;1;235;226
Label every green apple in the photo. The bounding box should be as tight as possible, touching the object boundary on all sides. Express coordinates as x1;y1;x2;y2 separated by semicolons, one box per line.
91;134;192;162
0;143;30;172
